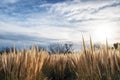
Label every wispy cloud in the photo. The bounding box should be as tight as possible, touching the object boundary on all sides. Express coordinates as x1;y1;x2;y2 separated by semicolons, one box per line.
49;0;120;22
0;0;120;48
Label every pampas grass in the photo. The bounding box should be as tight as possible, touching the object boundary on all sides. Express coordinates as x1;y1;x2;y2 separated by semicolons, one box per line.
0;40;120;80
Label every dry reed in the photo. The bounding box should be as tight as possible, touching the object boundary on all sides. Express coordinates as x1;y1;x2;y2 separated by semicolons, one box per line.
0;41;120;80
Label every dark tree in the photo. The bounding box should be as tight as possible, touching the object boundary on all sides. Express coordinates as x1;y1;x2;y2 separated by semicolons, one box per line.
35;46;46;51
0;47;17;54
29;45;46;52
93;43;103;49
113;43;120;49
48;43;73;54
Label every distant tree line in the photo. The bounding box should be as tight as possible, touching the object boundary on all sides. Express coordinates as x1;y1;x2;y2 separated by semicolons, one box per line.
93;42;120;50
0;42;119;54
0;47;17;54
0;43;74;54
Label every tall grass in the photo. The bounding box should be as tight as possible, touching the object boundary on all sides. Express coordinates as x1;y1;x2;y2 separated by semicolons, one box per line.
0;42;120;80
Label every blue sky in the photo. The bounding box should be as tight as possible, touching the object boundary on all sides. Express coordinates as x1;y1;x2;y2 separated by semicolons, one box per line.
0;0;120;48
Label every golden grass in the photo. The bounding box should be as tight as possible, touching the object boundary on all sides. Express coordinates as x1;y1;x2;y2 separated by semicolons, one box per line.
0;45;120;80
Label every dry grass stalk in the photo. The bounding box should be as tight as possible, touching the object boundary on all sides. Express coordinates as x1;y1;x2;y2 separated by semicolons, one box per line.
0;41;120;80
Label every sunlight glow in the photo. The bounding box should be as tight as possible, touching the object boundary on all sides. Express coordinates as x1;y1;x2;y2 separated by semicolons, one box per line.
93;24;115;42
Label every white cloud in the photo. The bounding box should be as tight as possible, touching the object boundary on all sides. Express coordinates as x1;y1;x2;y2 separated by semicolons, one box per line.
0;0;120;45
47;0;120;43
49;0;120;22
0;19;72;42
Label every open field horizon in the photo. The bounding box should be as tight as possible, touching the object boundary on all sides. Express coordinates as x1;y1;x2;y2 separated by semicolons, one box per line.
0;40;120;80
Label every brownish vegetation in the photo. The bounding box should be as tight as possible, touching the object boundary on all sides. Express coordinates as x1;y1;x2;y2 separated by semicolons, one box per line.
0;41;120;80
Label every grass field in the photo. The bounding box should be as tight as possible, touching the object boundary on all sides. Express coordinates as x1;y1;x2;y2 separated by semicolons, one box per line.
0;41;120;80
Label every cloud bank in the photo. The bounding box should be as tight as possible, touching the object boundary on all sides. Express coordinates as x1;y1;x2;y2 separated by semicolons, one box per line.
0;0;120;48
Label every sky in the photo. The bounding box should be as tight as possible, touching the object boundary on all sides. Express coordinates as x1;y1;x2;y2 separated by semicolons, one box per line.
0;0;120;48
